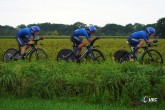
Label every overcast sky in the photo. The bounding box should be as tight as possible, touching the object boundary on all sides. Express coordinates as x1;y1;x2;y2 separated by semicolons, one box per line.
0;0;164;27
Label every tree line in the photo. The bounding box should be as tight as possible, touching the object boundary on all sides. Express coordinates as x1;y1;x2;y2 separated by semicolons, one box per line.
0;17;165;38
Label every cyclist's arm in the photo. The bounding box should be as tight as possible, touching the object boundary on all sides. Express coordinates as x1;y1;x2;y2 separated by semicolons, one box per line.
29;35;37;41
29;37;33;41
84;32;94;43
27;32;34;40
27;34;35;45
146;40;152;43
143;34;151;43
146;39;157;43
144;36;157;43
88;37;95;42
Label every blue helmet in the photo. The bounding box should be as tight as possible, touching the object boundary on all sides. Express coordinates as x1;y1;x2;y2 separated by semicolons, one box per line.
30;26;40;32
146;27;155;35
88;26;97;33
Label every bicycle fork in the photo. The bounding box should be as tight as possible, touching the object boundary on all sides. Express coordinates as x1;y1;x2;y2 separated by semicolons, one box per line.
147;51;154;62
87;46;96;61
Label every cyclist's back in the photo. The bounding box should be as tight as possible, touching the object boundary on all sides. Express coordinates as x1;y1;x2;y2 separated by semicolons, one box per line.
17;28;34;38
130;31;148;41
73;28;91;40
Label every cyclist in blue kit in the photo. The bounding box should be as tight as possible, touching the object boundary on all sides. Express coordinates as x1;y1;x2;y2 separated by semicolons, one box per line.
16;26;41;59
128;27;158;58
71;26;97;58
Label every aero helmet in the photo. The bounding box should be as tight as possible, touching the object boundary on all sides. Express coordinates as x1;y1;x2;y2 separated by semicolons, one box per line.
30;26;40;32
88;26;97;33
146;27;155;35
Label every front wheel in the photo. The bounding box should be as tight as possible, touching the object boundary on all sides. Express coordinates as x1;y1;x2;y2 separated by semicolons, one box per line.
85;49;105;62
29;48;48;62
142;49;163;67
3;48;20;62
57;49;75;62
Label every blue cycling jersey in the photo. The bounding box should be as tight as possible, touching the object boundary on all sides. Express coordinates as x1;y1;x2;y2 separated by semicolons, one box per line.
17;28;35;38
73;28;91;40
130;31;149;41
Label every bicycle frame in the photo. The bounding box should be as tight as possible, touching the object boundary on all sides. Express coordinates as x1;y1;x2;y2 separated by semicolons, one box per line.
78;46;95;60
23;46;36;58
134;49;147;61
135;51;145;61
128;42;157;61
14;39;41;59
65;37;100;61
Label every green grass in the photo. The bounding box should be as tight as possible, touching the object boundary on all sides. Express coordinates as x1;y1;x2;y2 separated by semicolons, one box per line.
0;97;165;110
0;61;165;104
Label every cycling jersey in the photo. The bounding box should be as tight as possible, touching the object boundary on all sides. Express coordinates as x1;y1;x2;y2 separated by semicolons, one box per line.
73;28;91;40
17;28;35;38
128;30;149;47
16;28;35;46
129;31;149;41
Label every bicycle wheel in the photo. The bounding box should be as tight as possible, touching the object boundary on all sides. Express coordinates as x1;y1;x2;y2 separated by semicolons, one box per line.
57;49;75;62
142;49;163;67
3;48;20;62
114;50;130;63
29;48;48;61
85;49;105;62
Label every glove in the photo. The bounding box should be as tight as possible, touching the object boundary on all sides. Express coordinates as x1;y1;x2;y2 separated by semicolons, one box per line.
153;39;158;43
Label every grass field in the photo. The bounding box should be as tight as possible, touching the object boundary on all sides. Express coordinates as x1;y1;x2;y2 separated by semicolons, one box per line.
0;37;165;62
0;37;165;108
0;97;165;110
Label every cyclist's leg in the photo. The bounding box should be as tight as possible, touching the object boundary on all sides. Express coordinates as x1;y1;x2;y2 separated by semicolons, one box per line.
128;38;141;57
133;41;144;56
71;36;85;57
77;40;86;56
16;36;29;59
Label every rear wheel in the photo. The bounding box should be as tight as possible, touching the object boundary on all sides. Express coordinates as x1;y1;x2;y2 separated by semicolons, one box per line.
85;49;105;62
3;48;19;62
57;49;76;62
29;48;48;62
142;50;163;67
114;50;130;63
